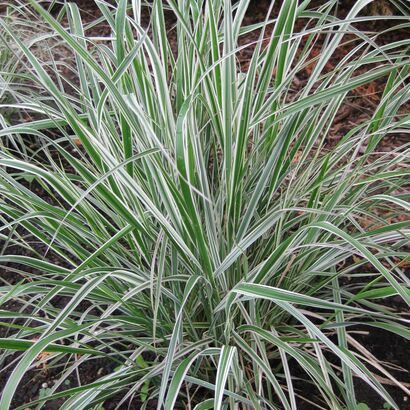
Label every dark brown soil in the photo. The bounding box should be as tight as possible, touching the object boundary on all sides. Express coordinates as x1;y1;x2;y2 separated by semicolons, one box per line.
1;1;409;409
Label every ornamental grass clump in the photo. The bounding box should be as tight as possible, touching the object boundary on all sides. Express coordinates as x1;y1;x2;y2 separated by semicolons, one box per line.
0;0;409;409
